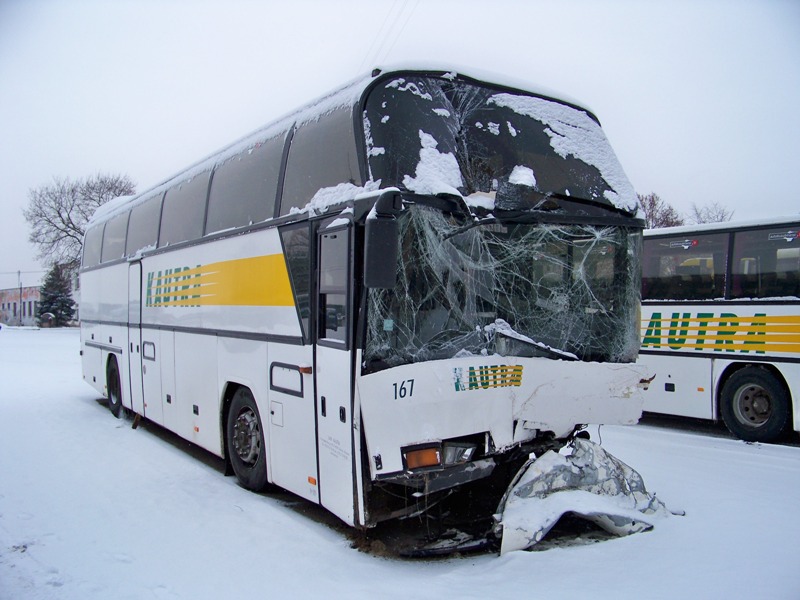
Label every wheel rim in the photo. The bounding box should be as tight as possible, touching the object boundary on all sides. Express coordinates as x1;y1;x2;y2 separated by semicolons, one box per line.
232;407;261;465
732;383;772;428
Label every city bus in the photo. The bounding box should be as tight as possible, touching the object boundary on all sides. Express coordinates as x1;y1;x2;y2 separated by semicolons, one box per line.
640;217;800;443
80;66;648;536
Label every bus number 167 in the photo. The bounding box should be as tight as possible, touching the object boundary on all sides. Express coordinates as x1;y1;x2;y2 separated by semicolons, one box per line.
393;379;415;400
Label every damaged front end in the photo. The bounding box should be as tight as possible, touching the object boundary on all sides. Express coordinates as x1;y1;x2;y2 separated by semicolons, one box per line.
352;70;666;555
495;437;671;554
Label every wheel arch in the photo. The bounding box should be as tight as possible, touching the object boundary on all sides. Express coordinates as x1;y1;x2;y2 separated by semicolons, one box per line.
220;381;244;473
105;352;119;387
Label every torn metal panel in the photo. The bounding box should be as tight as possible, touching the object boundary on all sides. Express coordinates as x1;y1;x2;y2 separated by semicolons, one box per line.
496;439;671;554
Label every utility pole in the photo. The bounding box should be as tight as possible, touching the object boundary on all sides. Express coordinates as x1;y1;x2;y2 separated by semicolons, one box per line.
18;270;22;326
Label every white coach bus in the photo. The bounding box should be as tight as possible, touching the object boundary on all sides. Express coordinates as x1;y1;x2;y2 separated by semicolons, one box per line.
640;217;800;442
81;67;648;533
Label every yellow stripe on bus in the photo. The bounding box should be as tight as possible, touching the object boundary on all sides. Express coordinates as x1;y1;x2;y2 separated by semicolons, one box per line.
148;255;295;307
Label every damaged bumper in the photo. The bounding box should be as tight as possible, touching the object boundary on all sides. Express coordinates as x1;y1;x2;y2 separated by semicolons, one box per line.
495;438;671;554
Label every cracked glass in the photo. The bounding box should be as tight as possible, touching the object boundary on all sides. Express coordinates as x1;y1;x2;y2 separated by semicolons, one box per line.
364;204;641;371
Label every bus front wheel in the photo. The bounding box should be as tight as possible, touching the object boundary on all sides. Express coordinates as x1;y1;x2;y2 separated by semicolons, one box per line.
720;367;790;443
107;358;123;418
226;387;270;492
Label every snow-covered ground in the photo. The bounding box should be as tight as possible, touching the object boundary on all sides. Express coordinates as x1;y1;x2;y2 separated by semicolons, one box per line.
1;327;798;599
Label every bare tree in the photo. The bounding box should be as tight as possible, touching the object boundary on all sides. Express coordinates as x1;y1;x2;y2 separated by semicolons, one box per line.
637;192;685;229
688;201;734;224
23;173;135;270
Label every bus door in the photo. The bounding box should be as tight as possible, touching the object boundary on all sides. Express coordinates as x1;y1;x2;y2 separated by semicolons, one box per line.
315;227;357;526
127;262;145;415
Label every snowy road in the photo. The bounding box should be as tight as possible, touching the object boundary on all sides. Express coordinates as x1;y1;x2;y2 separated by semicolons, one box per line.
1;327;798;599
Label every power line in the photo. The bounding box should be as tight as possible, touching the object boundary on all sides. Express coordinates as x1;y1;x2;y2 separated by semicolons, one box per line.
359;0;403;73
0;270;45;275
376;0;420;65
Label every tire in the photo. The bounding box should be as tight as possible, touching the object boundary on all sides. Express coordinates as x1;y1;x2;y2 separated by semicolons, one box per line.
226;387;270;492
720;367;790;443
107;358;123;418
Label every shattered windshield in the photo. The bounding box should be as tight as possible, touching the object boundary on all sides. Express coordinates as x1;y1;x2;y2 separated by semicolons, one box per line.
363;74;639;215
364;205;641;371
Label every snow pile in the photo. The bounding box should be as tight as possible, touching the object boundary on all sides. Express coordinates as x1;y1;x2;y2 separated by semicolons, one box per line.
299;181;381;217
1;329;800;598
498;438;671;555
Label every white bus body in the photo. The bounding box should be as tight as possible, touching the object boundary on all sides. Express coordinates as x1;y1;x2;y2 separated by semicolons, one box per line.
639;217;800;442
81;67;648;532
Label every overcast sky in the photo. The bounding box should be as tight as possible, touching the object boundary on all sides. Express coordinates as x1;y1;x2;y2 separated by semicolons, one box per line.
1;0;798;289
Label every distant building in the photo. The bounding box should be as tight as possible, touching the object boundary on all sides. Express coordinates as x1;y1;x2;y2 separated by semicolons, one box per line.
0;286;41;326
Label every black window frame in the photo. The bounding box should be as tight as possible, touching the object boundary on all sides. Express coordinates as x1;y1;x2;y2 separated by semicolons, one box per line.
280;108;363;216
205;132;287;235
125;193;163;258
642;232;729;301
730;223;800;300
82;223;105;268
158;173;212;248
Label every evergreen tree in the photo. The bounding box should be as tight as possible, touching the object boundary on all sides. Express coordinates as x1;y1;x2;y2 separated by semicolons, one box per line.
38;264;75;326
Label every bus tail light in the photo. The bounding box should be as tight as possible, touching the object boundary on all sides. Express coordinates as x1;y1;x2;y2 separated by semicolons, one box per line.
403;446;441;470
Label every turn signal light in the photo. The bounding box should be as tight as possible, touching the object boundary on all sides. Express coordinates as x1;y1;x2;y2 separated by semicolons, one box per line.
404;447;441;469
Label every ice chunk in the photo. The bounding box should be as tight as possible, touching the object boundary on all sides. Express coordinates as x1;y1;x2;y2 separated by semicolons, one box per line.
508;166;536;188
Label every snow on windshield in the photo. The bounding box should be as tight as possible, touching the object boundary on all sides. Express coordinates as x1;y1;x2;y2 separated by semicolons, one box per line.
364;204;640;370
401;131;463;196
489;93;638;213
365;75;640;218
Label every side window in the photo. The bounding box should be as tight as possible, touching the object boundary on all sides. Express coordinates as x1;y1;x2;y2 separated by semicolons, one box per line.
731;225;800;299
281;108;362;215
159;173;210;247
82;224;104;268
101;212;130;262
280;224;312;341
206;133;286;235
318;229;349;344
642;233;728;301
126;194;162;257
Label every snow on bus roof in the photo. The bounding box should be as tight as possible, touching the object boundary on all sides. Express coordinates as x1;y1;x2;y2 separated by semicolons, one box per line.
646;215;800;237
88;65;609;227
89;71;375;226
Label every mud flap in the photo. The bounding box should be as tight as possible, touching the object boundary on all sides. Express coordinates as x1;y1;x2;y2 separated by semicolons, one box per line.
496;438;670;554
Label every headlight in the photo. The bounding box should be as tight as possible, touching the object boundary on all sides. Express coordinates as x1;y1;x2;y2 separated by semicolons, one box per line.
443;442;476;465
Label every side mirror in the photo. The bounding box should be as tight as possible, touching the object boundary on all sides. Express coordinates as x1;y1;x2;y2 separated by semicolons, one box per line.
364;191;402;289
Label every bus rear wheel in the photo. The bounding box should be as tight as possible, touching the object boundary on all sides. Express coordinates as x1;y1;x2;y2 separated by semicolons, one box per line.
720;367;790;443
226;387;270;492
107;358;123;418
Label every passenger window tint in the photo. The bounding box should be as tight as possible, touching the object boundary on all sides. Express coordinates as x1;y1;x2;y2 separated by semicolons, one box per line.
642;233;728;300
159;174;210;247
731;225;800;299
83;224;104;268
281;109;362;215
206;133;286;234
280;225;312;341
101;212;129;263
125;194;162;256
